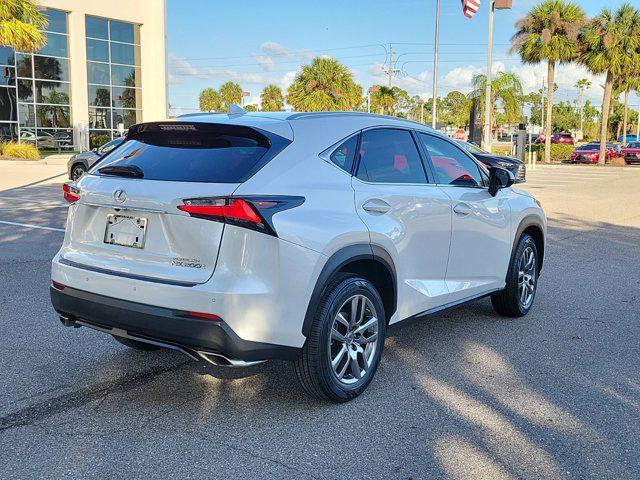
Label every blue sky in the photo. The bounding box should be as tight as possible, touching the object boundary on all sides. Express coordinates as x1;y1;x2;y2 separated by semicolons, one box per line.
166;0;638;115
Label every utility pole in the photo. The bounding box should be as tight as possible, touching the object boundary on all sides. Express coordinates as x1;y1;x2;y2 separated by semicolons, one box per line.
540;78;545;132
578;85;584;133
483;1;495;150
432;0;441;129
388;44;394;88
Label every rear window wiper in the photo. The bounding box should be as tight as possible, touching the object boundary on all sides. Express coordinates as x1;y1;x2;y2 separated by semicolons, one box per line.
97;164;144;178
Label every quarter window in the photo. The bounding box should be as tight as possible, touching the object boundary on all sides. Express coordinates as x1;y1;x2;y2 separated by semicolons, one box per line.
418;133;483;187
356;129;427;184
328;135;357;173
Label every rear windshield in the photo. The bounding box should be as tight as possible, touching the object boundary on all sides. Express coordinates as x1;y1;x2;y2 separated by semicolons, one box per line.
577;144;597;150
90;122;288;183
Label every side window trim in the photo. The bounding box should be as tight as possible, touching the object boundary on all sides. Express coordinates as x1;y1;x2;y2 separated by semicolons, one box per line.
416;130;488;190
354;126;432;185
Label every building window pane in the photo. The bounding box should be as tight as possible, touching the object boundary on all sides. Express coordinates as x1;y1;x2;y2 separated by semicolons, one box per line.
33;56;69;81
86;16;108;39
88;85;111;107
110;21;135;43
36;104;71;128
86;38;109;62
110;42;139;66
16;54;32;78
38;32;68;58
87;61;110;85
0;87;18;121
111;65;140;87
42;9;67;34
112;87;140;109
18;103;35;127
1;66;15;86
89;107;112;129
35;81;70;104
0;46;14;66
17;79;33;101
0;123;18;141
112;108;140;129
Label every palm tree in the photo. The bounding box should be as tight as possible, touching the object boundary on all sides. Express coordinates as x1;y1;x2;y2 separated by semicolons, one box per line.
0;0;47;52
260;84;283;112
580;4;640;164
286;57;362;111
371;86;397;115
575;78;591;133
468;72;523;143
219;81;243;108
511;0;586;163
613;75;640;146
199;87;221;112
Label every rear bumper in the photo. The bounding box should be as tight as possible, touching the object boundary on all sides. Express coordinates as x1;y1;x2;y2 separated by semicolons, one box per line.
50;284;300;363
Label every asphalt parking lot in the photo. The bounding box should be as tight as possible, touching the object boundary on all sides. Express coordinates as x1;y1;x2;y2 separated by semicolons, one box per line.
0;163;639;479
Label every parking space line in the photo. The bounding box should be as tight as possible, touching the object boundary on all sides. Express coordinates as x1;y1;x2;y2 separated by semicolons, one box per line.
0;220;65;232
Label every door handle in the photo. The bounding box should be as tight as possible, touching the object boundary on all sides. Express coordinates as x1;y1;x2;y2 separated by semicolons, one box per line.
453;202;472;216
362;199;391;215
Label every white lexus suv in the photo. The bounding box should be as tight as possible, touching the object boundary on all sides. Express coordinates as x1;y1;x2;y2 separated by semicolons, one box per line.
51;111;546;402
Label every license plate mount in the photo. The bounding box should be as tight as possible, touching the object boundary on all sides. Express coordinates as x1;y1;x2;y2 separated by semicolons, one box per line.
104;214;147;249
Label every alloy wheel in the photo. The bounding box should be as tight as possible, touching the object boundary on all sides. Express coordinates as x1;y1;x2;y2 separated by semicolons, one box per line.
518;246;536;308
328;294;380;385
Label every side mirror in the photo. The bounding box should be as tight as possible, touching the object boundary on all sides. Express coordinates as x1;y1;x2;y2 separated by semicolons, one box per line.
488;166;514;196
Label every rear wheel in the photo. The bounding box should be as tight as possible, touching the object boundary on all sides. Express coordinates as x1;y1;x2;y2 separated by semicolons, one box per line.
294;275;386;402
112;335;162;351
491;233;538;317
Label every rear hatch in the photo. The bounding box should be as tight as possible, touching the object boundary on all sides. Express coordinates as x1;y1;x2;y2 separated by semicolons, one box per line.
62;121;289;286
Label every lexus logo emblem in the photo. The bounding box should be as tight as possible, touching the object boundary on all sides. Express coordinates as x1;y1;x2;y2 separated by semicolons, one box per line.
113;189;127;203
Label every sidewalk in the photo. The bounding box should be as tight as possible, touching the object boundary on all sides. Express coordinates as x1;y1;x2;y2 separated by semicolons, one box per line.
0;153;72;167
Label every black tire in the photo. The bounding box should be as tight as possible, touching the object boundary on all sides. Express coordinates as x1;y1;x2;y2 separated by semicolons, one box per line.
294;274;386;403
70;163;86;181
491;233;539;317
112;335;162;351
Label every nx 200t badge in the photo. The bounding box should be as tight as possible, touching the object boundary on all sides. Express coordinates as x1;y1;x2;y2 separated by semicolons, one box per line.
171;257;206;269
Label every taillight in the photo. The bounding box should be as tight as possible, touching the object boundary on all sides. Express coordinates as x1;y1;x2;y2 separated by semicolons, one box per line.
178;196;304;236
186;311;222;321
63;182;80;203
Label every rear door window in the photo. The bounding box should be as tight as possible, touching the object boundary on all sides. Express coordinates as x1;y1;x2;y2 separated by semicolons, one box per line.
356;128;428;184
91;122;289;183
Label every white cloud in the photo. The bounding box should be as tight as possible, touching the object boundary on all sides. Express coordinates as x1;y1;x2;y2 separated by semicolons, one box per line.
280;70;298;90
168;53;267;85
253;55;278;72
260;41;315;60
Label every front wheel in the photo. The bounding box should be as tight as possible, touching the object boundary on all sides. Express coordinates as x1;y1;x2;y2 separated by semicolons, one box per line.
70;163;86;181
491;233;539;317
294;275;386;402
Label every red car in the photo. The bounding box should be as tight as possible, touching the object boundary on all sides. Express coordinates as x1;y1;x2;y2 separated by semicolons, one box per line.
535;133;575;145
569;143;619;164
621;141;640;164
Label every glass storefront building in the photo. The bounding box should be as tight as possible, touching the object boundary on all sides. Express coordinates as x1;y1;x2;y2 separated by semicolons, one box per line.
0;1;166;151
86;15;142;141
0;8;72;149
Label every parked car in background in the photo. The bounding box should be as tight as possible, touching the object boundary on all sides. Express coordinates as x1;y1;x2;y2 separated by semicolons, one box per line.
456;140;526;183
67;137;125;180
617;134;639;143
51;112;546;403
528;134;540;145
621;141;640;164
569;143;619;164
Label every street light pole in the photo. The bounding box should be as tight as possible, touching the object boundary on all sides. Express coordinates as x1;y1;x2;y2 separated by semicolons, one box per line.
432;0;441;129
483;0;495;150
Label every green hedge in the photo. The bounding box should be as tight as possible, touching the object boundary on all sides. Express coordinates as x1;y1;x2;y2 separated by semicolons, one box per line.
530;144;574;163
89;134;111;150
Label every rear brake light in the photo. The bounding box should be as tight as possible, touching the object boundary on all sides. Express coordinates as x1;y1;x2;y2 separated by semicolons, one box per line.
186;311;222;321
62;182;80;203
52;281;66;290
178;196;304;236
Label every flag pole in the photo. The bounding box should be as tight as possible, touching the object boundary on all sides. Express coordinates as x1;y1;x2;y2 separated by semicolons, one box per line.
432;0;441;129
483;0;495;150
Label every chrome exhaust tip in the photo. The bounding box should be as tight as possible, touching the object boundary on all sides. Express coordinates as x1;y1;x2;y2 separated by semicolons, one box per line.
197;351;265;368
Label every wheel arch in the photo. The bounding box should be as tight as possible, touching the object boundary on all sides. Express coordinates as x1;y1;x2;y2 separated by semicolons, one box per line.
512;215;545;274
301;244;397;337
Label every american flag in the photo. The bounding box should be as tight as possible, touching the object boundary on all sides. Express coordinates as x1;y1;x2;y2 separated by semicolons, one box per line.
461;0;480;18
